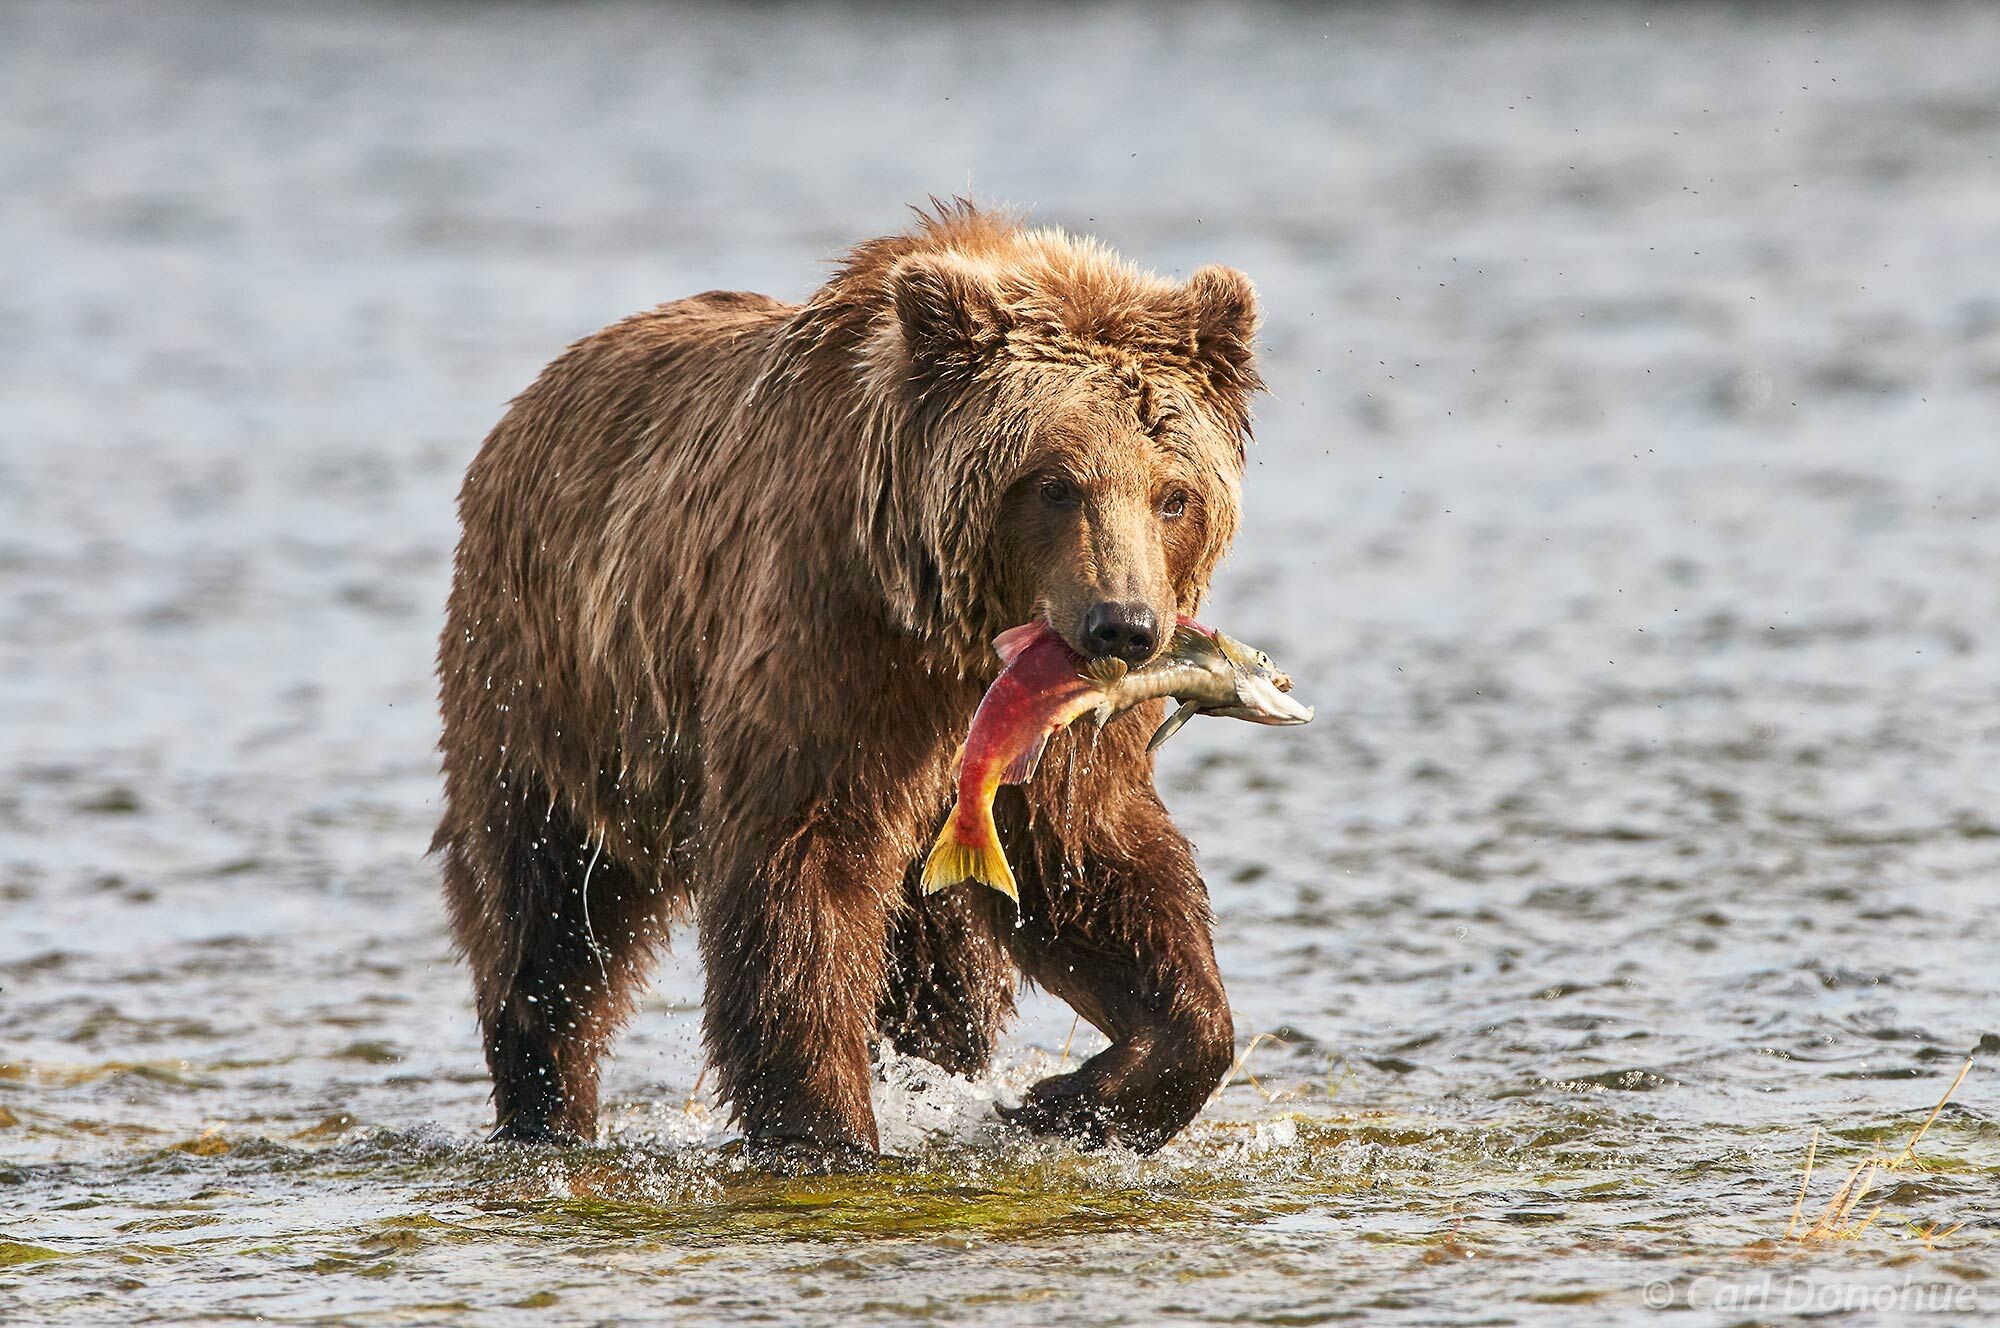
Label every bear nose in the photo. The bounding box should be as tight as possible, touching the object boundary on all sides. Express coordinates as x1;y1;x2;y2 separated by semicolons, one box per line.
1081;601;1159;664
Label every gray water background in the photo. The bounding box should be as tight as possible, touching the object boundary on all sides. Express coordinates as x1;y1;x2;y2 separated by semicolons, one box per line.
2;2;1997;1324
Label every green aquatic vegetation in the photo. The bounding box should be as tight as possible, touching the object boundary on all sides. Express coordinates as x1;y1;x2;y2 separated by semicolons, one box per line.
0;1061;218;1092
0;1241;68;1267
290;1113;360;1140
534;1182;1196;1244
332;1041;403;1065
399;1109;1689;1251
111;1214;223;1235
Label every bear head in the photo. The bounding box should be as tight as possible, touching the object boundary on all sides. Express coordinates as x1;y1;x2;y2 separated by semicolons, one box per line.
855;204;1263;675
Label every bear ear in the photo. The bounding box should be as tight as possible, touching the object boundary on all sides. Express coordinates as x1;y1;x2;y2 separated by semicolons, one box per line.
892;253;1009;369
1182;264;1260;388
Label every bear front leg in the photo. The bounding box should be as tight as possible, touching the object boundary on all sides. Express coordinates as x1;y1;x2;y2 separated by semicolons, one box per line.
697;812;900;1173
1001;792;1235;1153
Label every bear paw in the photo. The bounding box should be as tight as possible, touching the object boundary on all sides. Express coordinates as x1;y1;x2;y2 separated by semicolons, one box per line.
997;1072;1113;1149
740;1135;880;1177
486;1117;591;1147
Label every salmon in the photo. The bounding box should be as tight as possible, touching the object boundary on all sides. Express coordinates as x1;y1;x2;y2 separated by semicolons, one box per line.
920;618;1312;901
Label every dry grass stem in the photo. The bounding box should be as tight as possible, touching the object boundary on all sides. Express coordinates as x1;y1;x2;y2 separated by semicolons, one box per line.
1214;1032;1308;1105
1788;1054;1974;1246
1057;1015;1080;1073
1784;1125;1819;1242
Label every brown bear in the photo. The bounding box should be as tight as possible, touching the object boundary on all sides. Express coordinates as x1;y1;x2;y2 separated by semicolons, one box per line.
433;200;1263;1167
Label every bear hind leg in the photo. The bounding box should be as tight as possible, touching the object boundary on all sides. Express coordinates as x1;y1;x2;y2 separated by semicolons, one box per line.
443;794;663;1145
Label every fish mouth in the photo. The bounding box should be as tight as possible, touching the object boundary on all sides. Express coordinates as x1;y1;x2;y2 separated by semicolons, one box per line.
1213;674;1315;726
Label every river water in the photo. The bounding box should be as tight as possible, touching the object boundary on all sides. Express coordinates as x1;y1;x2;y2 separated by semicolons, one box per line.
3;2;1997;1324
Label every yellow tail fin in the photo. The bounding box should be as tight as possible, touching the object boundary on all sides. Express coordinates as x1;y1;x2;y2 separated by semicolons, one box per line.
920;803;1017;902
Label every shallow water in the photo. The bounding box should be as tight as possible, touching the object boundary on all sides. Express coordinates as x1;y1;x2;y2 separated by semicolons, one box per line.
3;2;1998;1324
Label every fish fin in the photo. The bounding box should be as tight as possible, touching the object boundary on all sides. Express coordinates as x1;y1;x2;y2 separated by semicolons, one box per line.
1147;700;1203;752
949;741;966;780
1000;733;1048;785
1169;624;1222;660
992;622;1046;665
1091;701;1114;729
1083;657;1128;687
920;804;1017;902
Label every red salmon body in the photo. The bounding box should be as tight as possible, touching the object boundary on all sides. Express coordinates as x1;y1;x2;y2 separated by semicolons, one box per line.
922;623;1101;900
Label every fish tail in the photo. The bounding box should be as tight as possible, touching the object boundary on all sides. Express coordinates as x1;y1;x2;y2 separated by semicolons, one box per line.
920;800;1017;902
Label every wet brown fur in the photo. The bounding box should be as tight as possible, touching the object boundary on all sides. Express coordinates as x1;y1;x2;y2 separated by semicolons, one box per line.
434;201;1262;1160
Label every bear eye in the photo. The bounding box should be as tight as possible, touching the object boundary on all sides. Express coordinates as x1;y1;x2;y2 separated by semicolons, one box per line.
1159;489;1189;519
1038;476;1079;509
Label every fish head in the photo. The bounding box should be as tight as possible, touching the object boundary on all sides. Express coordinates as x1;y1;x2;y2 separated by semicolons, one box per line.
1208;629;1313;726
1211;629;1280;679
